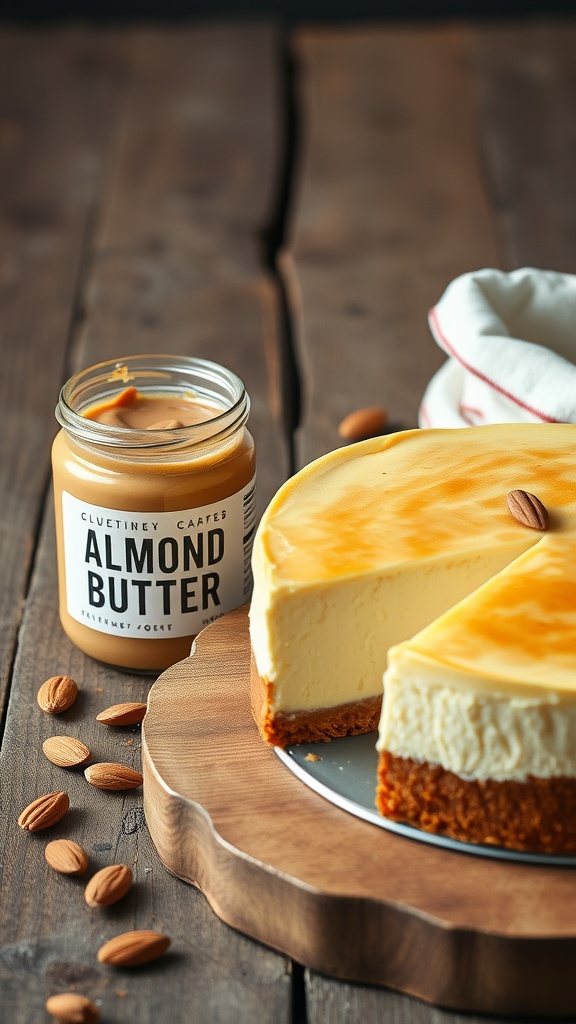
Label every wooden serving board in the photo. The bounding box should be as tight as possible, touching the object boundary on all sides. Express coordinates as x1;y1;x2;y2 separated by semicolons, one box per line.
142;607;576;1017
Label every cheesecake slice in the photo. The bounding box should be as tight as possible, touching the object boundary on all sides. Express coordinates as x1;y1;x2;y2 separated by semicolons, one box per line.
376;534;576;853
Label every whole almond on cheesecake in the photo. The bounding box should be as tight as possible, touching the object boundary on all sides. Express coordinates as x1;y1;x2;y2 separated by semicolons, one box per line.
45;992;100;1023
506;489;549;530
18;791;69;831
43;735;92;768
96;702;147;727
84;762;143;790
37;675;78;714
85;864;133;907
45;839;89;875
97;929;170;967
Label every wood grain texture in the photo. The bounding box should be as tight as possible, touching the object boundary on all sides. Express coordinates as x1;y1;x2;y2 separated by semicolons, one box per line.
73;24;289;514
304;973;495;1024
472;19;576;273
1;518;292;1020
0;23;291;1023
142;606;576;1018
282;24;502;467
0;28;124;713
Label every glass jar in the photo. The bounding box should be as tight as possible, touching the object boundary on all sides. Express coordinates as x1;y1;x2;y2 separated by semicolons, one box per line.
52;355;256;672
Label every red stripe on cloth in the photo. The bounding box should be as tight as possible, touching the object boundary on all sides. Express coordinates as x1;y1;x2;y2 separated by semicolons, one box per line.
428;305;558;423
458;403;485;425
419;402;431;427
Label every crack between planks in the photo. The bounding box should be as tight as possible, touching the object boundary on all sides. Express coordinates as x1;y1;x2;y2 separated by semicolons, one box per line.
261;28;302;479
260;30;310;1022
291;962;310;1024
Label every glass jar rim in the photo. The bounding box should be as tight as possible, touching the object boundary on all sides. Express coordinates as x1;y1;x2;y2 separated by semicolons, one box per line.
55;354;250;453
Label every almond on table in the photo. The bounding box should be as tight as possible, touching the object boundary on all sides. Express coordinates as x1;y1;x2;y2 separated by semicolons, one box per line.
45;991;100;1023
45;838;89;875
97;929;170;967
18;791;70;832
96;702;147;726
43;735;92;768
84;864;133;907
337;405;388;441
37;675;79;714
84;763;143;791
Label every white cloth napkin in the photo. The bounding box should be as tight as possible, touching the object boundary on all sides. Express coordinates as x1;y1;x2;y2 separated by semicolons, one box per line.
419;267;576;428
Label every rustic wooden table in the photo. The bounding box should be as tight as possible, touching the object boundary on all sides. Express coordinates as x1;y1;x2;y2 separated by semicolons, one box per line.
1;16;576;1023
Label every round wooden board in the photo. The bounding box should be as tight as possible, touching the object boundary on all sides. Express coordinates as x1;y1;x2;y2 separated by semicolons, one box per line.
142;606;576;1017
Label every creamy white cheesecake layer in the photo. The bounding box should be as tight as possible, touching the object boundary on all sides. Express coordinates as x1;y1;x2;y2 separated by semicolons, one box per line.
377;669;576;782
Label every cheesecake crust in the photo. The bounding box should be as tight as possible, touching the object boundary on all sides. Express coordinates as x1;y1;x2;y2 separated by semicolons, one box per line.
377;751;576;855
250;653;381;746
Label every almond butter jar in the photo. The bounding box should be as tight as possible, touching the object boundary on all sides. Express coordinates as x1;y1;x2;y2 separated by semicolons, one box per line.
52;355;256;672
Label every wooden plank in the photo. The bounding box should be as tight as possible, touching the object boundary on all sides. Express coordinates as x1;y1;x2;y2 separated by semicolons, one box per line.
0;27;124;715
74;23;289;514
0;23;292;1022
472;18;576;273
305;975;492;1024
282;24;502;468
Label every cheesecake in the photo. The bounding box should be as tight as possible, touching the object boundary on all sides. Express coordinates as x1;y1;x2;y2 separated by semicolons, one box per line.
249;423;576;853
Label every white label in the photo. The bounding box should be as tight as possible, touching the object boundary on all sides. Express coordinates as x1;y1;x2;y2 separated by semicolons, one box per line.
61;477;256;639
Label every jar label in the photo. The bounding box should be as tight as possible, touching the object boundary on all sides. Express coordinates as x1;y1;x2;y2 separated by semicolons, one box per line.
61;478;256;639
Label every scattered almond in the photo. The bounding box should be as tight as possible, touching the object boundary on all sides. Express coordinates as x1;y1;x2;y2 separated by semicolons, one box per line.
97;929;170;967
37;675;79;714
18;791;70;832
85;864;133;907
506;489;549;530
45;838;89;875
45;991;100;1023
96;702;147;727
338;406;388;441
43;735;92;768
84;763;143;791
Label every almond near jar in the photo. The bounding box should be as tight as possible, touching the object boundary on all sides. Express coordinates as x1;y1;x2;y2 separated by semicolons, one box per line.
52;355;256;672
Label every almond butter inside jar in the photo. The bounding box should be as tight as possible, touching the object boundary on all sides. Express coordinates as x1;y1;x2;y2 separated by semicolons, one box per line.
52;355;256;672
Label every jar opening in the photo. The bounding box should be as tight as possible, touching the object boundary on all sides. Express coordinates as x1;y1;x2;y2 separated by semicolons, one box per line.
56;355;250;456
